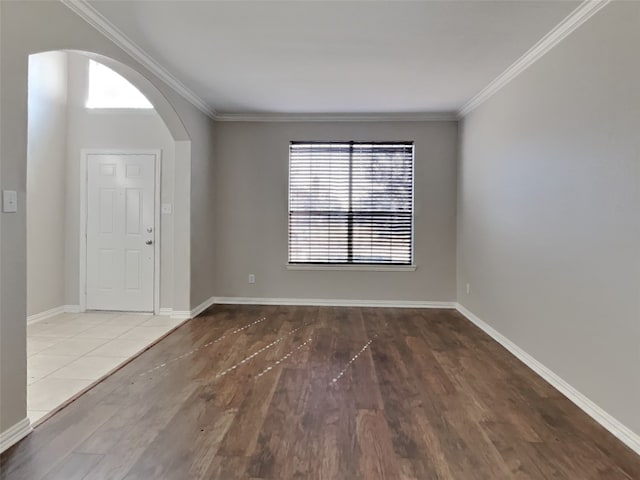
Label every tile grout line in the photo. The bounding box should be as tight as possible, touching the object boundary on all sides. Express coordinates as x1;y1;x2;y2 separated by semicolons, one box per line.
30;313;152;360
26;313;186;419
27;316;144;398
29;315;176;384
29;314;152;381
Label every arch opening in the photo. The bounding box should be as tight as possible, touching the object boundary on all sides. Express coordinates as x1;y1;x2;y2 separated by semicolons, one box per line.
24;49;190;425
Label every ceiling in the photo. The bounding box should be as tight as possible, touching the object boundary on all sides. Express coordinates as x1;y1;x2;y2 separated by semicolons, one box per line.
89;0;580;115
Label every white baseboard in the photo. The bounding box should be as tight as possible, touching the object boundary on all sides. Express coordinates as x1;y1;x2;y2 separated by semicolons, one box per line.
163;296;453;321
212;296;456;309
64;304;82;313
191;296;216;318
27;305;82;325
0;417;32;454
159;297;214;320
455;303;640;456
158;308;190;320
27;306;66;325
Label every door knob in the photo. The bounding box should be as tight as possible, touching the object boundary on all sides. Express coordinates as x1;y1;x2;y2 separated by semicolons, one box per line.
145;240;153;245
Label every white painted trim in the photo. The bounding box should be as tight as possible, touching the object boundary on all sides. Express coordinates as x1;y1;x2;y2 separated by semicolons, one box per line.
64;304;83;313
27;305;84;324
458;0;611;117
0;418;32;454
26;306;66;325
213;297;456;309
79;149;162;314
286;264;416;272
60;0;216;119
159;296;216;320
158;308;191;319
214;112;457;122
455;303;640;456
59;0;611;122
191;295;216;318
165;296;454;318
153;151;162;315
79;150;87;312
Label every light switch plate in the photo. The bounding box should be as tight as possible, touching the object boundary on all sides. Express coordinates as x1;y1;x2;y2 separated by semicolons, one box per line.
161;203;172;215
2;190;17;213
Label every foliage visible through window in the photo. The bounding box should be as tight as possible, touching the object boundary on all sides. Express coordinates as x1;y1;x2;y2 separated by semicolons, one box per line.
289;141;414;265
85;60;153;109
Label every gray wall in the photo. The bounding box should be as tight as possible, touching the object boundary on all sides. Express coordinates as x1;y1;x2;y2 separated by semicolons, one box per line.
0;0;210;438
457;1;640;436
26;52;68;317
190;115;216;309
6;0;637;453
214;121;458;302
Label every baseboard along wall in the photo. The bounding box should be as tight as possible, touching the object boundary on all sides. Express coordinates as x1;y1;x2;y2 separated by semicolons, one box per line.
455;303;640;456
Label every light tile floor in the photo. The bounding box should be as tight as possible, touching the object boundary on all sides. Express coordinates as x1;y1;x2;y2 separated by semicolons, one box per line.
27;312;185;424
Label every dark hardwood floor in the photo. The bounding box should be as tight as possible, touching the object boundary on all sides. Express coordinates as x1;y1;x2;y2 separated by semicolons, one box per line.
1;305;639;479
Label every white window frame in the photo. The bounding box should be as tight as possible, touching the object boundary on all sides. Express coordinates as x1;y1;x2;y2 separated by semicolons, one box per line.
287;141;416;271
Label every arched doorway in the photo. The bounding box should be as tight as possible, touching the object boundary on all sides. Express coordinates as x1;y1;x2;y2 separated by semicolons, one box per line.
22;50;193;429
0;0;212;452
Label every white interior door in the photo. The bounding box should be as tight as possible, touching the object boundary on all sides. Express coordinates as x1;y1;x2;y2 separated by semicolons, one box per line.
86;153;156;312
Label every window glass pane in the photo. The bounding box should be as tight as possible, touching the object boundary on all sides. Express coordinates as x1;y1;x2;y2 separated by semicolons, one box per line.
289;142;413;265
86;60;153;109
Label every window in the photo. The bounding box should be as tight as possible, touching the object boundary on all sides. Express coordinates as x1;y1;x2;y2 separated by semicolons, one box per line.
288;141;414;265
85;59;153;109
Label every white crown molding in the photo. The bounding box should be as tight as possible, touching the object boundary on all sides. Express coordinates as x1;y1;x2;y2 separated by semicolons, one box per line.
61;1;456;123
60;0;216;119
61;1;611;124
0;418;32;454
214;112;457;123
455;303;640;456
458;0;611;118
211;297;456;309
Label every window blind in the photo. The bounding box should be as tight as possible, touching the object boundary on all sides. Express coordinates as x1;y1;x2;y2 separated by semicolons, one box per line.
288;141;414;265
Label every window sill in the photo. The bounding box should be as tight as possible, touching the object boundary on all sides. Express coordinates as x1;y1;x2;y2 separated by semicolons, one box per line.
286;264;417;272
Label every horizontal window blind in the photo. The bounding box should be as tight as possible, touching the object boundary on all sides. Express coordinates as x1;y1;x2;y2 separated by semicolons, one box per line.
289;141;414;265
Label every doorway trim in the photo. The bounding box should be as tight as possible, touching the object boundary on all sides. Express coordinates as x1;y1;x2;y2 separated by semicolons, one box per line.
79;149;162;314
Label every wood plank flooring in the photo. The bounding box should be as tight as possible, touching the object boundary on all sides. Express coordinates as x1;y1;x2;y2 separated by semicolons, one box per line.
1;305;639;479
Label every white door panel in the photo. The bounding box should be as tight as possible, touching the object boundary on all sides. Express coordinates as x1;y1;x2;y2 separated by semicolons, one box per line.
86;154;155;311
